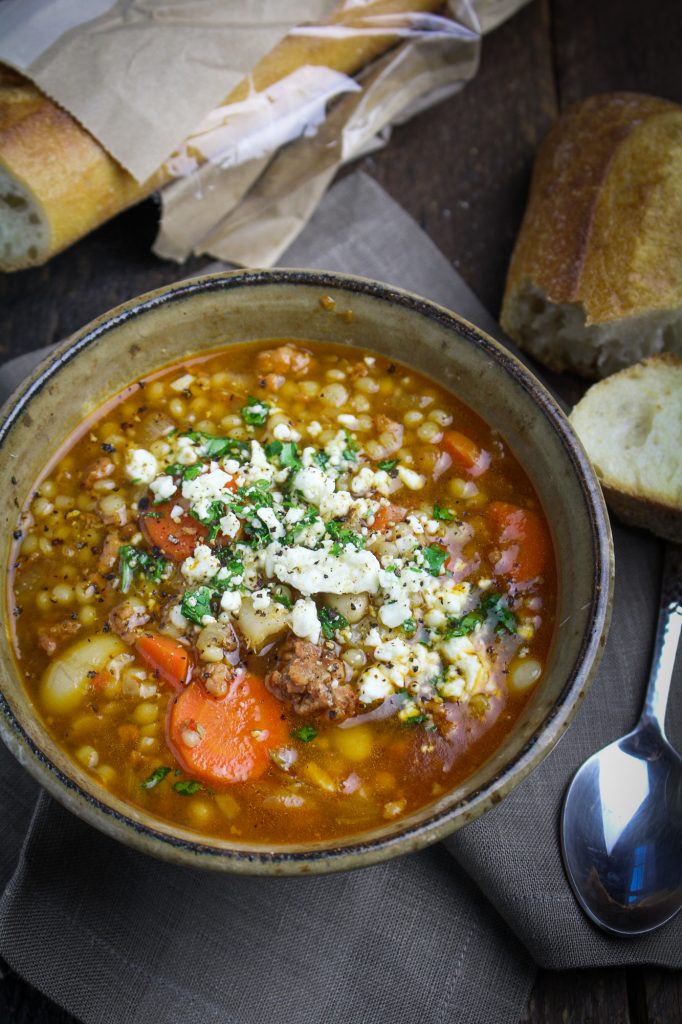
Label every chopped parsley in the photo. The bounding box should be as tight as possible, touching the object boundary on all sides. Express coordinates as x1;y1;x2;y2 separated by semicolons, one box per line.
319;604;349;640
284;507;319;545
326;520;365;554
181;586;214;625
402;617;417;636
422;544;449;577
164;462;203;481
342;430;359;462
119;544;168;593
313;450;330;470
140;766;171;790
272;587;293;610
184;431;249;461
291;725;317;743
173;779;202;796
481;591;518;634
265;439;301;470
444;590;517;639
432;503;455;522
240;395;270;426
377;458;398;472
190;499;227;541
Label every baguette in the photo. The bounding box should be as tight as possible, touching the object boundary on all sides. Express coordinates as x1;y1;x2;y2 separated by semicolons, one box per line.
569;354;682;542
501;93;682;379
0;0;446;272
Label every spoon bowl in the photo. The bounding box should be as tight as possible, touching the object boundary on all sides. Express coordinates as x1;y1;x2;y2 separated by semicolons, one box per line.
561;543;682;936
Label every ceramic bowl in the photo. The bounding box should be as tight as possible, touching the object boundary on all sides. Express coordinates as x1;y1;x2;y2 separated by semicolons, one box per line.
0;269;613;874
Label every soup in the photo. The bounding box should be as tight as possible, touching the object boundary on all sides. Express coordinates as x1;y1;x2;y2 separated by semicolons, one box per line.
9;340;555;843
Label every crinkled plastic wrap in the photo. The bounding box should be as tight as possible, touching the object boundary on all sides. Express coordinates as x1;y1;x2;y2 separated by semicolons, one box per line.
153;0;529;266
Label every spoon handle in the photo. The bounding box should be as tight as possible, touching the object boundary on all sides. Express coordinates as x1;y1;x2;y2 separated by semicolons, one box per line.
642;543;682;731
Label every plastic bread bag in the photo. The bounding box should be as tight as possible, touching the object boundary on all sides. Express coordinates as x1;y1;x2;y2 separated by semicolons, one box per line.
0;0;529;271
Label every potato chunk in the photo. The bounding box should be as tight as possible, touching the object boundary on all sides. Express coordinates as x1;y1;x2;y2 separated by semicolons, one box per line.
40;634;127;715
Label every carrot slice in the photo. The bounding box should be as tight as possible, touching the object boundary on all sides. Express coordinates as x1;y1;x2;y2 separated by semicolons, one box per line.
487;501;550;583
441;430;489;477
371;503;407;532
136;634;191;689
142;504;208;561
167;675;288;786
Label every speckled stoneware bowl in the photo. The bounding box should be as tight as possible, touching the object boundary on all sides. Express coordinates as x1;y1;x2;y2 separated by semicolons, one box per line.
0;269;613;875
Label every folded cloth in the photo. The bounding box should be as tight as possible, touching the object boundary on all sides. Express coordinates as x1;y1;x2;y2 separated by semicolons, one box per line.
0;172;679;1024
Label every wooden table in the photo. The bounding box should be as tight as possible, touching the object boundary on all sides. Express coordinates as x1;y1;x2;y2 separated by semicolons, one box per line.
1;1;681;1021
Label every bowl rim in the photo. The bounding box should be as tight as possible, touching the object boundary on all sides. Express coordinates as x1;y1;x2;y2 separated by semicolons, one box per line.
0;267;614;874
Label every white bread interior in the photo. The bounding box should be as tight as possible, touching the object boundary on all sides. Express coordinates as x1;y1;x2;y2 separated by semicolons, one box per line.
504;284;682;380
569;354;682;542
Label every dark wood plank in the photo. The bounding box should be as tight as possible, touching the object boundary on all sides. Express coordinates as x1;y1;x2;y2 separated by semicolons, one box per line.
552;0;682;108
360;0;558;317
521;968;634;1024
640;967;682;1024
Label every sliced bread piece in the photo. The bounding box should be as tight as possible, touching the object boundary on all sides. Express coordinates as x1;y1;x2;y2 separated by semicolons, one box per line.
569;354;682;542
501;93;682;379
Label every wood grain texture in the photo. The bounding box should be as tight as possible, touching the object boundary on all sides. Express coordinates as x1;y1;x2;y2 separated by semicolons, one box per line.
1;1;681;1022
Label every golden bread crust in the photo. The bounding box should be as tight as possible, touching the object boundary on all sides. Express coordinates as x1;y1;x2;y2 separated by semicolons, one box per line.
501;92;682;329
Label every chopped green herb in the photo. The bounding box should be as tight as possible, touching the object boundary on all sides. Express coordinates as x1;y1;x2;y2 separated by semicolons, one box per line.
185;431;249;461
325;520;365;552
402;617;417;636
403;714;427;727
422;544;449;577
264;440;283;459
190;499;227;542
378;459;398;471
181;586;214;625
313;450;330;470
319;605;349;640
173;779;202;796
481;591;518;634
240;395;270;427
291;725;317;743
444;609;484;638
119;544;168;593
342;429;360;462
432;503;455;522
140;766;171;790
164;462;203;481
284;507;319;545
273;589;293;610
280;442;302;470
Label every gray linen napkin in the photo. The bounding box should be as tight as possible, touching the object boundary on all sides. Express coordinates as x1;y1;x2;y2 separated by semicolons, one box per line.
0;173;680;1024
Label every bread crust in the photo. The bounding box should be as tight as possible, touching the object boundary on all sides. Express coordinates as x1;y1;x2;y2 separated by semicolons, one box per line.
0;0;446;270
501;92;682;330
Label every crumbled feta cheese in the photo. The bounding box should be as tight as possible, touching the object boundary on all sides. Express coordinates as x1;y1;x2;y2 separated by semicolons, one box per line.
181;544;221;584
273;422;294;441
181;467;231;519
397;466;426;490
438;636;485;695
406;515;424;535
219;510;241;538
378;600;412;629
170;373;194;392
264;543;381;596
170;504;184;523
240;440;275;485
307;420;322;437
358;666;394;704
256;506;284;539
220;591;242;615
168;604;189;630
223;458;241;475
125;448;158;485
149;475;177;501
284;507;305;525
175;435;198;466
350;467;375;496
252;588;272;611
291;597;321;644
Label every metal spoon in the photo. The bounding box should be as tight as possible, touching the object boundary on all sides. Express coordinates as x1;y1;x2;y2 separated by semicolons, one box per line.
561;542;682;937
